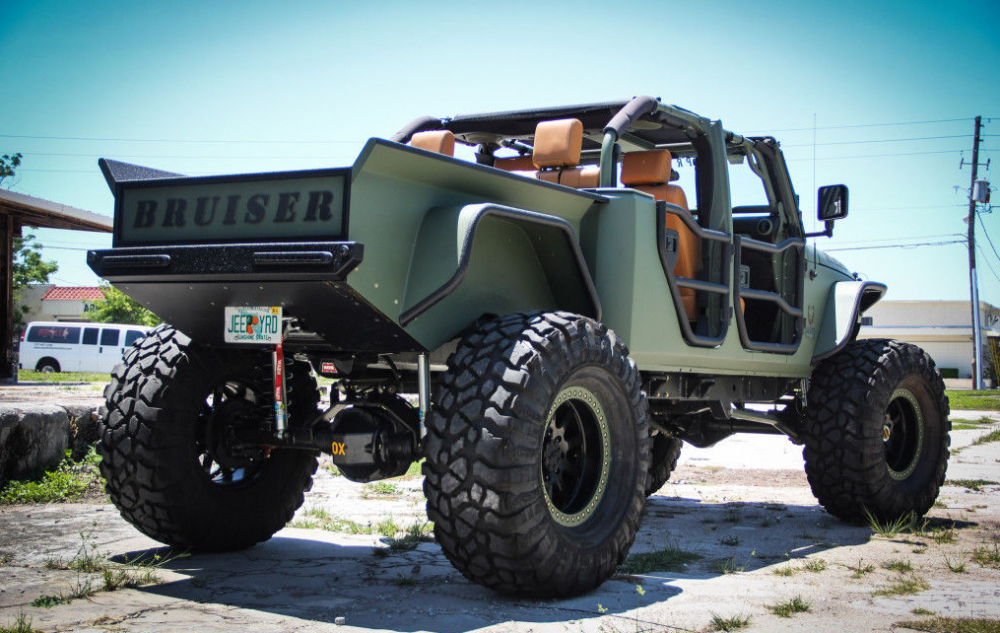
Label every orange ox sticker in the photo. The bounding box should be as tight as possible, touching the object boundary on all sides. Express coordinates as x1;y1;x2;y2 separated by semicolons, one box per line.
331;441;346;456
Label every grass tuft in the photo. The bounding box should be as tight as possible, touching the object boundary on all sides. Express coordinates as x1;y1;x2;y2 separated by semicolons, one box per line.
894;616;1000;633
945;390;1000;411
972;542;1000;568
618;546;702;574
873;575;930;597
846;558;876;578
0;612;43;633
947;479;999;491
363;481;403;496
802;558;827;573
881;558;913;573
972;429;1000;446
912;608;937;616
944;553;967;573
0;448;101;504
709;614;752;632
720;535;741;546
707;557;745;575
767;595;810;618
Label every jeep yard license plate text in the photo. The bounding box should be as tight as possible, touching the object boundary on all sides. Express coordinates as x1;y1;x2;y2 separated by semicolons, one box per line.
224;306;282;344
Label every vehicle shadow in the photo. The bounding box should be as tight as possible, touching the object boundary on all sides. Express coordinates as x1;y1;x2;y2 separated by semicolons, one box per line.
113;495;971;633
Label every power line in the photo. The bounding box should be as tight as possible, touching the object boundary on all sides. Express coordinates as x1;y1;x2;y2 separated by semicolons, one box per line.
785;135;968;148
785;149;964;161
831;233;964;246
825;239;965;252
976;213;1000;268
976;244;1000;287
19;151;355;160
747;117;972;134
0;132;363;144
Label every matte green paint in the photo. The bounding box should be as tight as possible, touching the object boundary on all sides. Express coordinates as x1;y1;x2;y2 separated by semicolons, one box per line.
98;108;873;383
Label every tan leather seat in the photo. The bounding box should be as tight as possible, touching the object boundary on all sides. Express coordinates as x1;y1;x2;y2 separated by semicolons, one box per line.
492;154;537;178
621;150;701;322
410;130;455;156
493;155;536;171
531;119;600;188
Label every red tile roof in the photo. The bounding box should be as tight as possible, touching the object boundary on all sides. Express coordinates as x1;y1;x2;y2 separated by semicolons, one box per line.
40;286;106;301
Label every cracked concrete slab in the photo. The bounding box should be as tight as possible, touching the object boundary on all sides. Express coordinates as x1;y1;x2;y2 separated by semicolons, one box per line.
0;411;998;632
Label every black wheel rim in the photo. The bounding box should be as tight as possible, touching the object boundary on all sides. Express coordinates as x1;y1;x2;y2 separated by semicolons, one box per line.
196;380;269;486
883;388;924;480
541;386;611;526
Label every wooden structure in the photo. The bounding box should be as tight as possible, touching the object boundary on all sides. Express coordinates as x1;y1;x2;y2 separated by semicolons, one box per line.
1;189;112;382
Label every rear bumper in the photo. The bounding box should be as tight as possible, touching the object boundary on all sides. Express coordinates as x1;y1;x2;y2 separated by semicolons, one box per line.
88;241;363;282
88;242;425;353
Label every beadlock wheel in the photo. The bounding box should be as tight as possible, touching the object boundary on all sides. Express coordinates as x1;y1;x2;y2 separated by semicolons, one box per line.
423;311;651;597
802;338;950;522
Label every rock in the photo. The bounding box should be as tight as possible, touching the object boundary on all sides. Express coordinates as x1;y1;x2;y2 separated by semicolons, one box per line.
0;404;70;483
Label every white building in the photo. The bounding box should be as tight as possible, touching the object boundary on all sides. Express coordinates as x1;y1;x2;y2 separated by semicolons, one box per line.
858;300;1000;383
19;285;104;323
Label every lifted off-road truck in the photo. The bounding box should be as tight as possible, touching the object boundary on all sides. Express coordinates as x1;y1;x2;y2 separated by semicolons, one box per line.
89;96;949;597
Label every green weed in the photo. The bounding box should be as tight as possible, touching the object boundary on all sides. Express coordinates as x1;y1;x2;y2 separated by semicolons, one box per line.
972;429;1000;446
767;595;810;617
802;558;827;573
912;608;936;616
720;535;741;546
0;449;101;504
0;612;43;633
894;616;1000;632
944;553;967;572
17;370;109;384
873;575;930;597
618;546;702;574
771;565;797;577
31;576;96;607
707;557;744;575
945;390;1000;411
363;482;403;496
881;558;913;573
846;558;876;577
948;479;999;491
972;542;1000;568
709;614;751;631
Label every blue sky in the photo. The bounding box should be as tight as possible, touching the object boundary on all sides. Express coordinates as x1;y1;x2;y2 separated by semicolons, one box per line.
2;0;999;304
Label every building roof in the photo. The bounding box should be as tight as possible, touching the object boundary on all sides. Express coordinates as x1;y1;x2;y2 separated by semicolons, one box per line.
0;189;112;232
40;286;105;301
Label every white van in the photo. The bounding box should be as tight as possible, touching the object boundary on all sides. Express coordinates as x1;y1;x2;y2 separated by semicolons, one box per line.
18;322;153;373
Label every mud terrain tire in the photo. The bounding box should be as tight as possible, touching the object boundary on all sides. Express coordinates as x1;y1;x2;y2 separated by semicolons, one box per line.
803;338;950;522
646;432;682;496
98;324;319;551
423;311;651;597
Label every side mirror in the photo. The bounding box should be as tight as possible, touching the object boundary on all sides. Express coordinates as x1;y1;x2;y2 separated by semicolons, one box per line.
818;184;849;222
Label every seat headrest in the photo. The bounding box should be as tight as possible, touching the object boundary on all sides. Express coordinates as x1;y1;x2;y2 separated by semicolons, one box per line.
621;150;673;186
410;130;455;156
493;155;536;172
533;119;583;169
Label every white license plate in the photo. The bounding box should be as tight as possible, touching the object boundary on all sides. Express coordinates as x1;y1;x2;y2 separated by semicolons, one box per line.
223;306;282;344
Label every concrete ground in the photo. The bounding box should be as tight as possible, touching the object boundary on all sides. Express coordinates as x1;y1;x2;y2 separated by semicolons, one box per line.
0;401;998;633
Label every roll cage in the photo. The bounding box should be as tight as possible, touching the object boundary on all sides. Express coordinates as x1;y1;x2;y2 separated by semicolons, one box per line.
393;96;808;354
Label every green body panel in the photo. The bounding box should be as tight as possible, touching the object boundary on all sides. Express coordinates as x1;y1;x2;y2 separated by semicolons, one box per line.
346;141;853;377
347;140;602;348
580;191;849;378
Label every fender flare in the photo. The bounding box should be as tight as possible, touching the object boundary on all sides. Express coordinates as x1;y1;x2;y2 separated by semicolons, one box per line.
399;203;601;326
812;280;887;363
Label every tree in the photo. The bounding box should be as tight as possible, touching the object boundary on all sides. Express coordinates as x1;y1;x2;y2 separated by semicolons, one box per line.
89;284;161;326
0;153;21;186
11;233;58;330
3;153;59;331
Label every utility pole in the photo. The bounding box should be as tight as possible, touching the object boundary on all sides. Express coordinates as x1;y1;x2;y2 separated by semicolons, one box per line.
966;116;985;389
